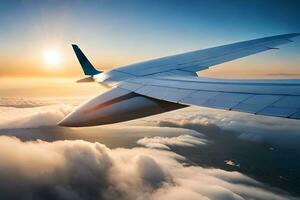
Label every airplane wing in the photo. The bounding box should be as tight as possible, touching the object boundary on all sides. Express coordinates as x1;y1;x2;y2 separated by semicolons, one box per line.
116;76;300;119
64;33;300;126
114;33;300;76
109;33;300;120
108;33;300;119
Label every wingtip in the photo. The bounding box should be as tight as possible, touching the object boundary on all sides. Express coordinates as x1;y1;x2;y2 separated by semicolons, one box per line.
279;33;300;42
289;33;300;38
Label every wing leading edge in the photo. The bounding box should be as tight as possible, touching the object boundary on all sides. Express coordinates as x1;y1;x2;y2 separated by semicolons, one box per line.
114;33;299;76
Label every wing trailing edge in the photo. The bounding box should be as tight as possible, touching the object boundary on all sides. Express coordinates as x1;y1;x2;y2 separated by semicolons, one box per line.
116;77;300;120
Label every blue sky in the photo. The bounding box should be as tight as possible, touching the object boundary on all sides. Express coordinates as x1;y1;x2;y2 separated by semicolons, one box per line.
0;0;299;77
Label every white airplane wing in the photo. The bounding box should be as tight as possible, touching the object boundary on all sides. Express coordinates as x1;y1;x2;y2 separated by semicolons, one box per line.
117;76;300;119
60;33;300;127
114;33;300;76
112;33;300;120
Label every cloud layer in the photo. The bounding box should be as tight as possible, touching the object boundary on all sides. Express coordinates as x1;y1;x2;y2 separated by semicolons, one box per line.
0;104;73;129
0;136;296;200
137;135;207;150
0;96;92;129
152;107;300;147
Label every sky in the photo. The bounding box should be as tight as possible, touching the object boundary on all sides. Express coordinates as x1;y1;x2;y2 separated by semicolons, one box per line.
1;1;300;199
0;0;300;77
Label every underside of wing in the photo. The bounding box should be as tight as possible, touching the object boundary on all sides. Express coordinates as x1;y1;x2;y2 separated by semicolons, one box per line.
113;33;299;76
116;76;300;120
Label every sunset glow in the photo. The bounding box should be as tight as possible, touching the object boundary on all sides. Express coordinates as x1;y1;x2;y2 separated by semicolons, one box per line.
1;1;300;199
0;1;299;78
43;49;61;67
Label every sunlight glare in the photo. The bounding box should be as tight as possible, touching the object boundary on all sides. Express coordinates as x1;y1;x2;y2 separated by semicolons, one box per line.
43;49;61;67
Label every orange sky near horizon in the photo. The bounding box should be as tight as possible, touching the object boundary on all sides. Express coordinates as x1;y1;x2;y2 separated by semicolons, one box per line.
0;1;299;79
1;44;300;78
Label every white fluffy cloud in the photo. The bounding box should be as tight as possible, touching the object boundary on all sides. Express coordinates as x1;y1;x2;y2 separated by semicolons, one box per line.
0;96;93;129
158;107;300;133
0;136;296;200
0;104;74;129
0;96;86;108
152;107;300;146
137;135;207;150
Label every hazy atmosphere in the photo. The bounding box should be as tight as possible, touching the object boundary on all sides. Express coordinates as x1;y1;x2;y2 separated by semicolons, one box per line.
0;0;300;200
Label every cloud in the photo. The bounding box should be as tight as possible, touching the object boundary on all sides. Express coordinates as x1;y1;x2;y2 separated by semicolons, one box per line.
0;104;74;129
161;107;300;134
0;96;86;108
0;136;296;200
0;97;47;108
137;135;207;150
151;107;300;147
0;96;94;129
224;160;240;168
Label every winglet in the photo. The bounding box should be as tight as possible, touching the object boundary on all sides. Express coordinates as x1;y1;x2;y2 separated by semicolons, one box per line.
72;44;102;75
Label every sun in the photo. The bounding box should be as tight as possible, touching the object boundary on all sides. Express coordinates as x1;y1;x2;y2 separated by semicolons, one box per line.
43;48;61;67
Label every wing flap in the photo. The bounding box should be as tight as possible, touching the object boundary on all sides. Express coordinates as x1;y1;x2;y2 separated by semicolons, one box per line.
272;96;300;108
231;95;282;113
180;90;220;105
290;111;300;119
125;77;300;95
116;77;300;120
257;106;298;118
200;93;252;109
